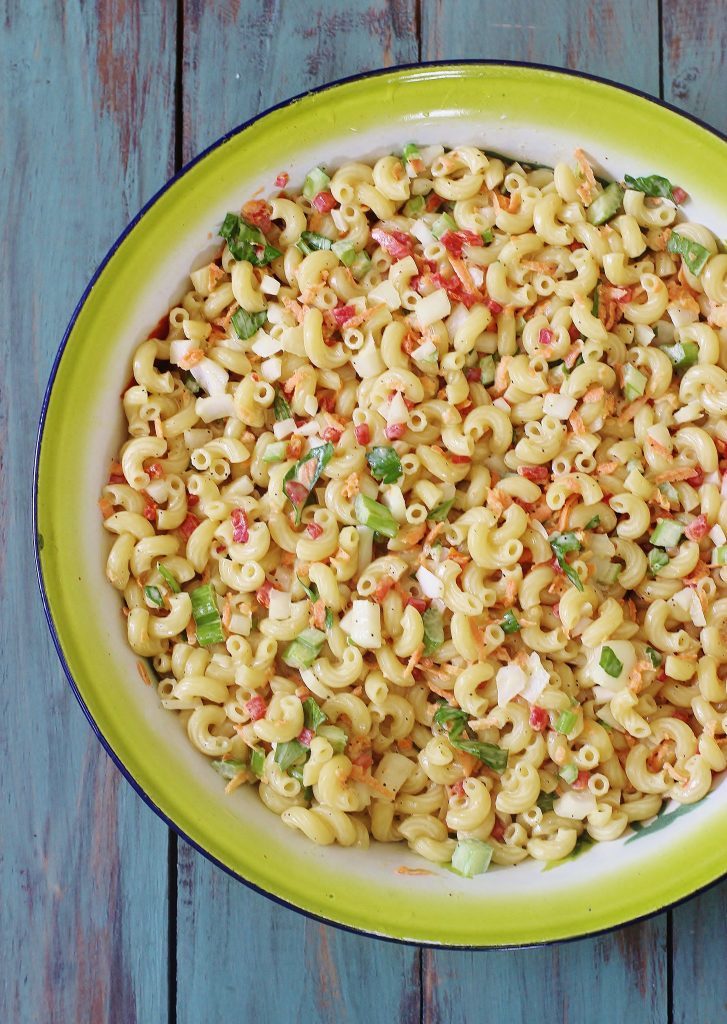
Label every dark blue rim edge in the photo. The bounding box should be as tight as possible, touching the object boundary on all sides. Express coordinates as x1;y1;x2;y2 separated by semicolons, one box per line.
32;58;727;951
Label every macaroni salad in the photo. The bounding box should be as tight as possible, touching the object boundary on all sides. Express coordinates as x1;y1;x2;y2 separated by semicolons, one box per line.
101;144;727;876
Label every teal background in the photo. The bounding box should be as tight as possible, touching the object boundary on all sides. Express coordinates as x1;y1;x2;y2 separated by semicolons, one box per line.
6;1;726;1020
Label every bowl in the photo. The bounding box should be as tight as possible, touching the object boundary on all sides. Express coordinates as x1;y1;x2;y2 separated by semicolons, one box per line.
35;62;727;946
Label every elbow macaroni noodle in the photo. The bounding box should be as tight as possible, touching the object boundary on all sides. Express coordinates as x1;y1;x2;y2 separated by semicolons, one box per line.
102;144;727;873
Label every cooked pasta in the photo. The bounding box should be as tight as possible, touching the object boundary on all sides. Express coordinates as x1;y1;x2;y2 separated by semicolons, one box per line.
101;146;727;877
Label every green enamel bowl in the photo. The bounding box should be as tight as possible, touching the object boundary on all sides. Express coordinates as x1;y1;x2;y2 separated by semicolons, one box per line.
35;62;727;946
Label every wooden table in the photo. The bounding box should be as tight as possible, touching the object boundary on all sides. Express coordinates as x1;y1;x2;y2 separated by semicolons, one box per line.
5;2;725;1020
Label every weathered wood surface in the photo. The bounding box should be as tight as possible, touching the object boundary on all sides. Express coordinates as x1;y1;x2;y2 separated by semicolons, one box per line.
0;2;174;1023
4;1;726;1021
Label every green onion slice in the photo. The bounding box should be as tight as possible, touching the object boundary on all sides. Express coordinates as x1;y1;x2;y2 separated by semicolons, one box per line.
248;748;265;777
645;646;663;668
220;213;281;266
648;548;670;574
211;758;247;781
555;709;577;735
274;739;309;772
190;584;224;646
273;389;292;421
422;606;444;656
666;232;711;276
281;628;326;669
157;563;180;593
559;763;579;784
299;230;333;252
331;239;357;265
500;610;520;634
318;724;347;754
354;493;399;538
662;340;699;375
303;697;328;733
144;585;164;607
599;646;624;678
302;166;331;200
432;212;457;238
584;515;601;530
549;532;584;591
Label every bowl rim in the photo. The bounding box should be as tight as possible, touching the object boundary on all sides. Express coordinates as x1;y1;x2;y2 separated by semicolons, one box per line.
33;58;727;948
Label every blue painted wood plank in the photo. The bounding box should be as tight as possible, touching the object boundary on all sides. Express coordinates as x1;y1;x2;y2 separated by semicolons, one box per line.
662;5;727;1021
422;0;661;95
0;2;175;1021
663;0;727;134
176;4;420;1022
419;5;667;1022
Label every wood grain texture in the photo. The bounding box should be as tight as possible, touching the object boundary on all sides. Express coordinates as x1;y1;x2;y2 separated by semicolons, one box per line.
176;4;420;1022
663;0;727;135
0;2;174;1021
420;5;667;1022
422;0;661;94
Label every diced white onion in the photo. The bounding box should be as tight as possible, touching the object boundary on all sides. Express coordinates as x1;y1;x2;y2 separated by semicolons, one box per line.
554;790;597;820
468;265;484;288
381;485;406;522
445;302;470;339
368;280;401;311
418;144;445;167
195;394;236;423
260;357;282;382
144;479;168;502
709;524;727;546
410;220;436;247
297;419;322;436
411;340;438;362
343;600;382;649
268;590;291;621
673;587;706;627
387;391;409;427
273;418;296;439
416;565;444;600
633;323;655;345
260;274;281;296
191;357;229;396
520;653;550;703
543;392;577;420
228;613;251;637
251;330;283;357
496;663;528;707
415;289;451;329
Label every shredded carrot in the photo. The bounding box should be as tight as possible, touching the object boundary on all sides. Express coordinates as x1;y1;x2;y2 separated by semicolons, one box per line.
618;396;648;423
221;597;232;630
341;472;360;500
424;521;446;549
502;576;519;609
493;355;511;395
574;148;598;204
582;386;605;404
453;749;479;777
396;866;435;876
153;417;164;438
397;737;413;751
427;682;457;702
349;764;395;799
403;644;424;678
224;771;251;794
558;493;579;532
654;467;698;483
596;460;620;475
136;660;152;686
207;262;226;291
521;259;557;274
396;524;427;549
568;410;586;435
179;348;205;369
647;436;673;459
310;598;327;630
449;257;481;296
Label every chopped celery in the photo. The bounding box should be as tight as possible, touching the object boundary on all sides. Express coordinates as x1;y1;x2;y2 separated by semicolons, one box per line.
451;839;493;878
354;494;399;538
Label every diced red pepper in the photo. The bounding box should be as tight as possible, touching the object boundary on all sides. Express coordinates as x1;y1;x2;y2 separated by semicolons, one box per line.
672;186;688;205
298;727;315;747
242;199;272;233
180;513;199;540
539;328;554;346
485;297;503;315
430;271;479;309
568;323;580;341
354;423;370;446
371;227;414;260
612;286;633;303
518;465;549;483
311;191;337;213
331;304;356;327
285;480;309;506
529;706;549;731
187;493;199;507
147;461;165;479
406;595;427;613
465;367;482;381
573;771;591;791
425;193;442;212
439;229;483;257
451;454;471;464
385;423;406;440
491;818;506;842
320;425;343;443
318;392;336;413
231;508;250;544
274;172;289;189
685;514;709;541
142;495;157;522
245;695;267;722
686;466;703;486
256;580;275;608
450;779;466;798
306;522;324;539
